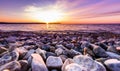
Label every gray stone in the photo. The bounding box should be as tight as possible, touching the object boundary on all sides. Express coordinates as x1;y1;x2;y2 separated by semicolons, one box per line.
23;49;35;60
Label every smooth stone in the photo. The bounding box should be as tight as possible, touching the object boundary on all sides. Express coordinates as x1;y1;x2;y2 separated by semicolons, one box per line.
106;51;120;59
65;43;74;49
104;59;120;71
46;56;63;69
41;44;50;51
55;44;66;49
36;48;46;60
91;44;108;58
0;61;21;71
62;58;74;71
81;41;90;48
0;51;19;66
23;49;35;60
23;45;36;50
19;60;29;71
5;36;17;43
0;47;7;54
64;63;88;71
55;48;64;56
73;55;106;71
31;54;48;71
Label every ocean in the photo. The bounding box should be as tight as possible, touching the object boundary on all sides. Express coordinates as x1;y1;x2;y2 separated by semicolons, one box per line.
0;24;120;33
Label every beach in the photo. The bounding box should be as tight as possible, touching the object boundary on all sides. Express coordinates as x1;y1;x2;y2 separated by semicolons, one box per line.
0;30;120;71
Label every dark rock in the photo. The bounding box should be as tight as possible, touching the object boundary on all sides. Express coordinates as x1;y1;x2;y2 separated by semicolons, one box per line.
0;47;7;54
46;52;56;59
23;49;35;60
19;60;29;71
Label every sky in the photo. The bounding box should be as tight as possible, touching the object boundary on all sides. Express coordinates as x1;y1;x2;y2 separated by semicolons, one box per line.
0;0;120;24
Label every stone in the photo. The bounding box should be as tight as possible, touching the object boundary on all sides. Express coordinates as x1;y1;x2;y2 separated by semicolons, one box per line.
19;60;29;71
46;52;56;59
73;55;106;71
63;63;88;71
0;61;21;71
106;51;120;59
59;55;68;62
23;49;35;60
36;48;46;60
55;48;64;56
104;59;120;71
0;47;7;54
0;51;19;66
14;48;28;59
46;56;63;69
91;44;108;58
62;58;74;71
107;46;119;54
65;43;74;49
31;54;48;71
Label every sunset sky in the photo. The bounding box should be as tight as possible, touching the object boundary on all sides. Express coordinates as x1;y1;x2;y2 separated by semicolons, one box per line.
0;0;120;24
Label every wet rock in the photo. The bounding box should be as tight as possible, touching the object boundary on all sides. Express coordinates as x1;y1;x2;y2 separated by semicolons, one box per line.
106;51;120;59
19;60;29;71
46;56;63;69
104;59;120;71
55;48;64;56
73;55;106;71
0;61;21;71
31;54;48;71
0;46;7;54
23;49;35;60
36;48;46;60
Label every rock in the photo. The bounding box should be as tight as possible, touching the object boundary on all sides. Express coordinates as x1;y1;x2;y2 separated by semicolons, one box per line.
14;48;28;59
55;48;64;56
104;59;120;71
19;60;29;71
62;58;74;71
106;51;120;59
46;52;56;59
59;55;68;62
36;48;46;60
0;47;7;54
51;69;58;71
42;44;50;51
91;44;108;58
50;46;56;52
46;56;63;69
116;46;120;51
107;46;119;54
6;36;17;43
0;61;21;71
63;63;88;71
0;51;19;66
65;43;74;49
73;55;106;71
55;44;65;49
23;49;35;60
31;54;48;71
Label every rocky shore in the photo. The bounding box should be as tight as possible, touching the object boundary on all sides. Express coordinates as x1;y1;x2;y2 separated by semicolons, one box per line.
0;31;120;71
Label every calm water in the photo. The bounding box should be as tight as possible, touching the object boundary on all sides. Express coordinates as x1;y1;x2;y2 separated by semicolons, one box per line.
0;24;120;33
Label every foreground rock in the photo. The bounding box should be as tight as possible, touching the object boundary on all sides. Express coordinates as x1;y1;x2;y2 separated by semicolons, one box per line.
73;55;106;71
31;54;48;71
0;61;21;71
46;56;63;69
104;59;120;71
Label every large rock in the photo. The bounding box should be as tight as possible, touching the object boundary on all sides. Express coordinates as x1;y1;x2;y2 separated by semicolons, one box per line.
31;54;48;71
0;51;19;66
55;48;64;56
73;55;106;71
104;59;120;71
0;61;21;71
46;56;63;69
64;63;88;71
